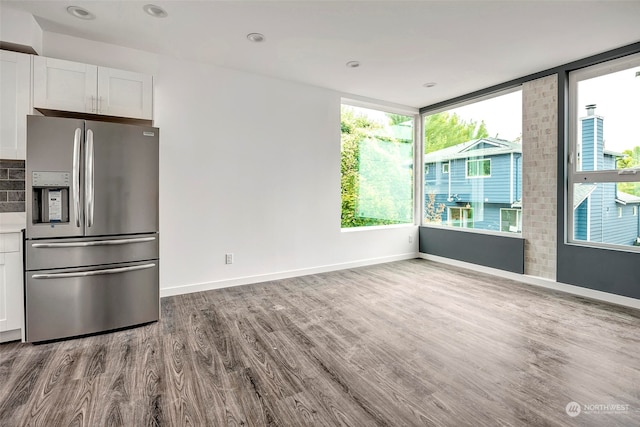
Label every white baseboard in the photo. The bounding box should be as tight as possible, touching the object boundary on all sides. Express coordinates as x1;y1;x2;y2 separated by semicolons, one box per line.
160;252;419;298
419;253;640;310
0;328;21;343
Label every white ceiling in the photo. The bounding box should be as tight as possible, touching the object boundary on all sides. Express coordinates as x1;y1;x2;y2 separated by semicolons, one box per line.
3;0;640;108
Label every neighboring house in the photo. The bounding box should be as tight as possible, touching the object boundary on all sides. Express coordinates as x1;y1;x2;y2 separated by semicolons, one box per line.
573;105;640;246
424;137;522;232
424;105;640;243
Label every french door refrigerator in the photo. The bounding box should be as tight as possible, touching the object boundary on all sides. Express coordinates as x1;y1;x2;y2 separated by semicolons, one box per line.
24;115;159;342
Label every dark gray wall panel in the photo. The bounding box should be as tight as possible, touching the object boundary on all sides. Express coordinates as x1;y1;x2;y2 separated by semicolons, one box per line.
419;227;524;274
557;245;640;299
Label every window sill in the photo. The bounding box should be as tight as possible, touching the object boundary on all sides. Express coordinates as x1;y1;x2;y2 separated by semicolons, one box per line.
420;223;524;239
341;223;417;233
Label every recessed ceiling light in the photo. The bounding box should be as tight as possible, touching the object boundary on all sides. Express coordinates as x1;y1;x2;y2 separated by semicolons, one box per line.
67;5;95;20
422;82;437;88
346;61;360;68
143;4;168;18
247;33;265;43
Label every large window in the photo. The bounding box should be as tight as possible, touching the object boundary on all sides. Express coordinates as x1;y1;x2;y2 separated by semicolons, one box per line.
422;89;523;233
340;104;414;228
569;53;640;250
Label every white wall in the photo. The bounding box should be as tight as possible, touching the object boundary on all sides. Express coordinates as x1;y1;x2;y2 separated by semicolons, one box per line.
0;7;43;54
42;32;419;295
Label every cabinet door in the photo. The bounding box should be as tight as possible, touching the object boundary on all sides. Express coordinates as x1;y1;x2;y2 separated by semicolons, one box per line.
0;233;23;341
33;56;98;114
97;66;152;120
0;51;30;159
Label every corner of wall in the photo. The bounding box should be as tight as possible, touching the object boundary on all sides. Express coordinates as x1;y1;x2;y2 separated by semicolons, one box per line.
522;74;558;280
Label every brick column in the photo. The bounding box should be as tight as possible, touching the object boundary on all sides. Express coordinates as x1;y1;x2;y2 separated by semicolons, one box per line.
522;75;558;279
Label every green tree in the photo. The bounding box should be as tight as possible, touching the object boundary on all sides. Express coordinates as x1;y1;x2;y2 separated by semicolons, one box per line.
617;146;640;196
424;192;445;224
341;107;412;227
424;112;489;153
341;107;379;227
616;146;640;169
386;113;410;126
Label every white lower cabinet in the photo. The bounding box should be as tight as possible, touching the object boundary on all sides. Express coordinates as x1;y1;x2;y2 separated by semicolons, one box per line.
0;232;23;342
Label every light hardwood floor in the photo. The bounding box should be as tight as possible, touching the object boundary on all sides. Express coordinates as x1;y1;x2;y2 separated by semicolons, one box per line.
1;259;639;426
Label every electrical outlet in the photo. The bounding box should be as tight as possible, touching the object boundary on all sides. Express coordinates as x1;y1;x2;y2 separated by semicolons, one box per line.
408;235;414;244
225;253;233;264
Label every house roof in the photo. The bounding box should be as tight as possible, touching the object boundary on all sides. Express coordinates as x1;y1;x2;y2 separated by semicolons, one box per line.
573;184;597;209
604;149;625;158
424;137;522;163
616;191;640;205
573;185;640;208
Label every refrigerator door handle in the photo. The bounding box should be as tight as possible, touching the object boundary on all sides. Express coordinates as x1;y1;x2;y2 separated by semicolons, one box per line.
31;236;156;248
85;129;95;227
31;263;156;279
73;128;82;227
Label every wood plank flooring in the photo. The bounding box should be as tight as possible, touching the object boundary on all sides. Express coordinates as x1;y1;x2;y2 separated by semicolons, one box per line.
1;259;639;426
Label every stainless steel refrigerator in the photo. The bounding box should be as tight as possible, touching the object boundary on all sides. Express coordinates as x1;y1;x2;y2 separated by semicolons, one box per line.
24;115;159;343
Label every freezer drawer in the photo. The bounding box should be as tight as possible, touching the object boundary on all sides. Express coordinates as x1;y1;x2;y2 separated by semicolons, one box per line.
25;260;159;342
26;233;158;270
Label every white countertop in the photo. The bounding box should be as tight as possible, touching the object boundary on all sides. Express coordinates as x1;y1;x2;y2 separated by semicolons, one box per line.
0;212;26;234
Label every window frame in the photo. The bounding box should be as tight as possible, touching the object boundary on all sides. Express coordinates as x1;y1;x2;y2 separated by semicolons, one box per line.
465;158;491;179
448;206;474;229
442;162;450;174
567;52;640;251
500;208;522;233
420;86;523;235
340;99;419;230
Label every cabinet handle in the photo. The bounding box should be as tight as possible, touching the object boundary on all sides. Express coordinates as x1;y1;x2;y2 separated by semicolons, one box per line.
90;95;96;113
98;96;103;113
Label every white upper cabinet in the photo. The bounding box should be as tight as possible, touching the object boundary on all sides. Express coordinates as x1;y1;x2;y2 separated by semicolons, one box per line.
33;56;96;114
97;66;152;120
0;51;31;160
33;56;153;120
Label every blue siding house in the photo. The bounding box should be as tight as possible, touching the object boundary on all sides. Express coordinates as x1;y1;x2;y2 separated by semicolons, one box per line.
573;105;640;246
424;137;522;232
